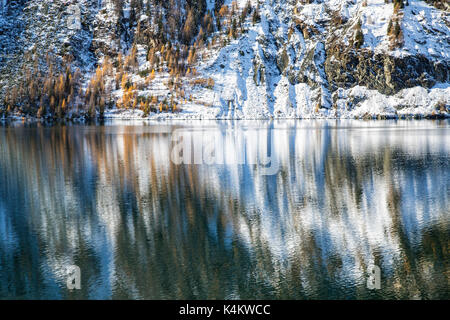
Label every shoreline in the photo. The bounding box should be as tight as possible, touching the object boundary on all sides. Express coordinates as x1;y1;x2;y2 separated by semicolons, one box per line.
1;110;449;125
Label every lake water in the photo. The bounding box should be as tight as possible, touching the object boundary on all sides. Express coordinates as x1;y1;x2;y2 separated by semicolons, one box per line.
0;120;448;299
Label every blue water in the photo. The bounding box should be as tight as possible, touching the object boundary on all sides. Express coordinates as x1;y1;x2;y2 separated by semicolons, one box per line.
0;119;448;299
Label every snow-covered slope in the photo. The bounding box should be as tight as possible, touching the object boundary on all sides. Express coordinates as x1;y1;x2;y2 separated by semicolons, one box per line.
0;0;449;120
183;0;449;119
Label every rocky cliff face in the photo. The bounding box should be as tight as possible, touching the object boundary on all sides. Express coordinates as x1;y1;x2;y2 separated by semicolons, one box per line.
0;1;98;89
324;47;448;95
0;0;449;120
322;0;449;96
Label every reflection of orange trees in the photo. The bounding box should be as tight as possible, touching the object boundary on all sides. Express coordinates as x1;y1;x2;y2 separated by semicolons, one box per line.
90;129;450;299
1;124;448;298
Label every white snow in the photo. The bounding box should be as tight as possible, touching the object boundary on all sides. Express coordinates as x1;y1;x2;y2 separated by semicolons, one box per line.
1;0;448;121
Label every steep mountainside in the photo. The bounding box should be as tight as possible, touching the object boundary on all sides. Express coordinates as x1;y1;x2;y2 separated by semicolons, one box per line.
0;0;449;120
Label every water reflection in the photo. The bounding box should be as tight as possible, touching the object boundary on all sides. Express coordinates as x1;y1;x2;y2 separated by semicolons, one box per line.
0;120;448;299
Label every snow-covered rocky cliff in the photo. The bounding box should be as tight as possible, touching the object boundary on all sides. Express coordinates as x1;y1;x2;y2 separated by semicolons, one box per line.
0;0;449;120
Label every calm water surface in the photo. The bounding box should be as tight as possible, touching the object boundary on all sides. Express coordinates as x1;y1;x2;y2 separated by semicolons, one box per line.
0;120;448;299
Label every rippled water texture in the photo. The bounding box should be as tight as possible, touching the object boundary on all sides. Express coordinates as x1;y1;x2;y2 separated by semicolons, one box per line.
0;120;448;299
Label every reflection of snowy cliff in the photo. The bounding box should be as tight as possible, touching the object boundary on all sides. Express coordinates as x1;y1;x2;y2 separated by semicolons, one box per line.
0;120;448;299
178;120;449;297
